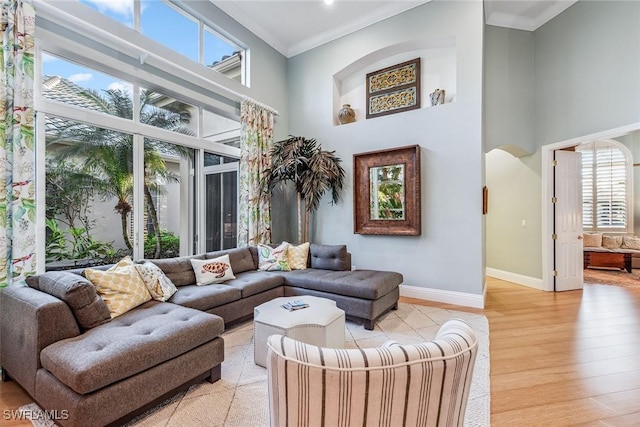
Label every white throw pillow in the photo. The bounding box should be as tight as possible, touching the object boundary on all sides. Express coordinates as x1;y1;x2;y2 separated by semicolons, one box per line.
190;255;236;286
257;243;291;271
134;261;178;301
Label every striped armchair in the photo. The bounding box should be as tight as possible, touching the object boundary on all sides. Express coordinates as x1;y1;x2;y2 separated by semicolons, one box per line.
266;319;478;427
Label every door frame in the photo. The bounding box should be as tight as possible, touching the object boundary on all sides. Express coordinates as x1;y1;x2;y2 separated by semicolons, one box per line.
541;122;640;292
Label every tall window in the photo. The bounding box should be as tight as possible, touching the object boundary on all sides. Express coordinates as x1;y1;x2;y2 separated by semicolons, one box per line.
577;140;632;232
38;8;242;270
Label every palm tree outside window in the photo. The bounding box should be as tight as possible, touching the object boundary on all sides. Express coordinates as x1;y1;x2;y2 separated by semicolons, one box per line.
576;139;633;233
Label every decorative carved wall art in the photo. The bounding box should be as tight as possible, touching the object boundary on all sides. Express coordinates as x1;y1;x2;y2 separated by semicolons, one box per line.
366;58;421;119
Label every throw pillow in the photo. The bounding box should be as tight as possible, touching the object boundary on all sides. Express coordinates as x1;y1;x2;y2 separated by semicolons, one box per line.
622;235;640;250
602;235;623;249
284;241;310;270
257;243;291;272
190;255;236;286
310;244;349;271
27;271;111;330
135;261;178;301
583;233;603;248
85;257;152;318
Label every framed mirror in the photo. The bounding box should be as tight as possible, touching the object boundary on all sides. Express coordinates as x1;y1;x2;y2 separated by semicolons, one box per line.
353;145;421;235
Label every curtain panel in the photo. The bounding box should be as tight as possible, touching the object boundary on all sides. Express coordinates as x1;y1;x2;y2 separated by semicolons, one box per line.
0;0;36;287
238;99;275;246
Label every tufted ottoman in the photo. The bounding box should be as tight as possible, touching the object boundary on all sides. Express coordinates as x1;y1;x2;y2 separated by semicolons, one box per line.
253;296;345;367
35;301;225;427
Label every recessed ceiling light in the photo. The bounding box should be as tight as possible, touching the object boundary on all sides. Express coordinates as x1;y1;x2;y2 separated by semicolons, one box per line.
324;0;334;5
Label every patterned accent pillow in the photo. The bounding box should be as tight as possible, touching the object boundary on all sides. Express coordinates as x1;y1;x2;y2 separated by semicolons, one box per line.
583;233;602;248
190;255;236;286
284;241;310;270
257;243;291;272
85;256;152;318
602;235;623;249
621;235;640;250
135;261;178;301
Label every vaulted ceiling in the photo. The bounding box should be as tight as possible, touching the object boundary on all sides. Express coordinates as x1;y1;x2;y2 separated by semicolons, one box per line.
212;0;579;58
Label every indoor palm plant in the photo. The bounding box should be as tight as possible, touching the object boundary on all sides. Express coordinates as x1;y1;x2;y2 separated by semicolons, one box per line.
265;136;345;243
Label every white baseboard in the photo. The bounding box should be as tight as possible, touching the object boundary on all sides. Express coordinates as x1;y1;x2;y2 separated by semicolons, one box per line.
400;284;485;309
485;268;544;290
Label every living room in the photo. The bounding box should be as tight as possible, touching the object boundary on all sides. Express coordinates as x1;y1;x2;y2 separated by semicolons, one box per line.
1;0;639;426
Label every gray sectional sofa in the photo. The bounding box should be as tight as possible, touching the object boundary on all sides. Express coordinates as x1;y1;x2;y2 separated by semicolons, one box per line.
0;243;402;427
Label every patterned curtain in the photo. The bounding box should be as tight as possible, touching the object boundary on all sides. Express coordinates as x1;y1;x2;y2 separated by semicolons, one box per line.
0;0;36;288
238;99;275;246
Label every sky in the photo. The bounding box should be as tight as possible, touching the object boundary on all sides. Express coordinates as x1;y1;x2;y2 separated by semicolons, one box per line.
43;0;237;96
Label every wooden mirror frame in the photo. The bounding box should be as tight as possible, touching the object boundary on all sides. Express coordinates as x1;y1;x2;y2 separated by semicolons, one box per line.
353;145;421;235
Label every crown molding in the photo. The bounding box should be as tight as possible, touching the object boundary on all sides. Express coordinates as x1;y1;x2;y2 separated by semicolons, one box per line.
215;1;431;58
213;1;290;57
287;1;431;58
485;0;578;32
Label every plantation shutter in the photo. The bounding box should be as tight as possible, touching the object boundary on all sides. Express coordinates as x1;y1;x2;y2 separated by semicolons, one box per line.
578;141;629;231
581;149;594;229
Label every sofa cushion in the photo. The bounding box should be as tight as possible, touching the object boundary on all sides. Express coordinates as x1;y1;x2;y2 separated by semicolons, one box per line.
602;235;623;249
150;254;205;287
621;235;640;250
205;247;257;274
583;232;603;248
224;271;285;298
26;271;111;330
283;269;403;300
85;258;152;318
310;244;349;271
167;283;241;311
39;301;224;395
191;255;236;285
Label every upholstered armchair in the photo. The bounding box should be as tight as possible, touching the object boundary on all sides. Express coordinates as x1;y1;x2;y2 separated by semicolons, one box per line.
266;318;478;427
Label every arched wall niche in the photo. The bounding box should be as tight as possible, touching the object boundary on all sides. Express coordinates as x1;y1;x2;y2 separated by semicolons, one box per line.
494;144;533;158
332;37;457;126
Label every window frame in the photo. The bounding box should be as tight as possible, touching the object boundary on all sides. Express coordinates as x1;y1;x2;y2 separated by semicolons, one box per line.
34;4;243;272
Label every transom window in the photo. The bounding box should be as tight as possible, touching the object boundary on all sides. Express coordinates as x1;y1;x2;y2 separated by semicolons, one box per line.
577;140;632;232
79;0;245;84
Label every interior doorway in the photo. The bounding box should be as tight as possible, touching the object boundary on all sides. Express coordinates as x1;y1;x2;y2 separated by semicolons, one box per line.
541;122;640;291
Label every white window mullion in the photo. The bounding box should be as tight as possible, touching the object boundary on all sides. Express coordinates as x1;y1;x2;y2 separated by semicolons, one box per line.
195;149;206;254
134;0;141;31
39;98;239;158
132;133;145;260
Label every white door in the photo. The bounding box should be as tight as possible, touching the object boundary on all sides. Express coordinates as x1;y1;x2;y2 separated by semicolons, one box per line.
554;150;583;291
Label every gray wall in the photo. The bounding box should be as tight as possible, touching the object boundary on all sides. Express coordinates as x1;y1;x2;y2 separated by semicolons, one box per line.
484;26;534;156
286;1;485;295
534;0;640;146
485;0;640;280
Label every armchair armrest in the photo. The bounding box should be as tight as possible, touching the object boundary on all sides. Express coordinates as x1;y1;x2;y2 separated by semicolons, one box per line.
0;286;80;397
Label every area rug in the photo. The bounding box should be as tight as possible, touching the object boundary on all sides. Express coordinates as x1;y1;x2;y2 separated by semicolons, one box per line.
20;303;490;427
583;267;640;289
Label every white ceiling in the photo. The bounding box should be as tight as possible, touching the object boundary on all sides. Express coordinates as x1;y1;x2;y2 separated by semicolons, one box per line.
212;0;580;58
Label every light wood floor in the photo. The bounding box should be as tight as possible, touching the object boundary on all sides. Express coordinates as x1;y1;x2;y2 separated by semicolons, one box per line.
1;278;639;426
